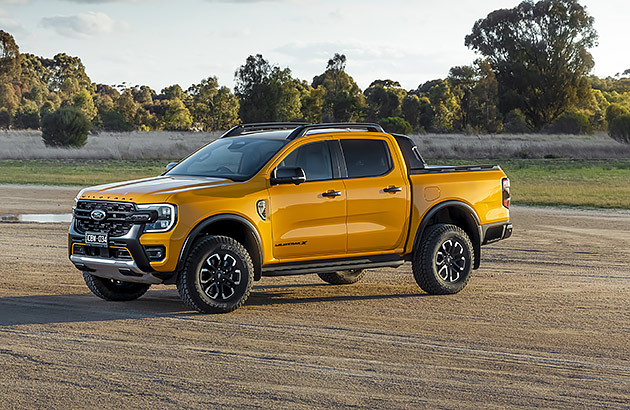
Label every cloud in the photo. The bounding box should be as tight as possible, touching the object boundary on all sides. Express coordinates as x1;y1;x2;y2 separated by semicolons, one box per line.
60;0;148;3
40;12;116;38
0;9;26;32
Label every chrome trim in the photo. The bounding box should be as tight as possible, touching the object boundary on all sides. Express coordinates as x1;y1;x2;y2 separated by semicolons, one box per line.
70;255;163;284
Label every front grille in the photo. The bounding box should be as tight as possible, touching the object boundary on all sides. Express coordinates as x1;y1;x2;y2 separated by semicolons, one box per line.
74;200;136;237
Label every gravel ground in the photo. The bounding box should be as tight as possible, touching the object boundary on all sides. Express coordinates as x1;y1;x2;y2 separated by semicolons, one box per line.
0;186;628;409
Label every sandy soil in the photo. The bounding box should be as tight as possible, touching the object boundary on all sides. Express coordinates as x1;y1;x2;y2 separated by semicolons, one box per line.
0;186;628;409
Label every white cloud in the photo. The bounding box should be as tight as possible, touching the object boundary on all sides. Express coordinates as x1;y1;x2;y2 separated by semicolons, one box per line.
40;11;116;38
0;9;25;32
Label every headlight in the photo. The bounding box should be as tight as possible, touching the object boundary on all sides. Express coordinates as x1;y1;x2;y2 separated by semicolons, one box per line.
136;204;177;232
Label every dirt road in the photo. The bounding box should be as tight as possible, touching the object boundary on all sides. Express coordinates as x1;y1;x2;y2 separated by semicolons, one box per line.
0;186;628;409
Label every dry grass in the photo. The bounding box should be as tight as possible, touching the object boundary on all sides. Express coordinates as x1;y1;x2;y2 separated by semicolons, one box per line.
0;130;220;160
1;130;629;160
411;132;630;160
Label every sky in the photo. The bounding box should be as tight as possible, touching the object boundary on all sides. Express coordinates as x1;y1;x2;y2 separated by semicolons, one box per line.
1;0;629;93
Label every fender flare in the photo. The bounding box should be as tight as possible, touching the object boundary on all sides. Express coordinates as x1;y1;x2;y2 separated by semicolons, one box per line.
412;200;482;269
176;214;264;279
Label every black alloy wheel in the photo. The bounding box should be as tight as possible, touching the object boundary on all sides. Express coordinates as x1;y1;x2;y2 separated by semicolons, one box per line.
412;224;474;295
178;235;254;313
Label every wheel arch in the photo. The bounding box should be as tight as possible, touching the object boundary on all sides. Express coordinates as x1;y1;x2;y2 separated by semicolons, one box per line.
176;214;263;280
412;201;482;269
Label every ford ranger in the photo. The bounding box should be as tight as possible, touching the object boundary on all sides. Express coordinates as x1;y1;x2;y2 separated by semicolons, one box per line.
69;123;512;313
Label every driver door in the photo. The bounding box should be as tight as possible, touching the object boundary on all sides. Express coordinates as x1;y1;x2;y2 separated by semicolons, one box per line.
268;141;347;260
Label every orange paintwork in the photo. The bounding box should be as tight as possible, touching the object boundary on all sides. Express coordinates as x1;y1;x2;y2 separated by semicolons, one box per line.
74;131;510;273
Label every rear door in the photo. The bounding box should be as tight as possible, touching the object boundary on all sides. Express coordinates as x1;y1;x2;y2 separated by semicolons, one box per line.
268;140;347;260
339;138;410;254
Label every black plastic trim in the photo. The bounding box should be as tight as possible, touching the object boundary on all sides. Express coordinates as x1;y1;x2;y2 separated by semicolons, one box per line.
481;221;513;245
262;254;404;276
410;164;501;174
69;223;155;274
412;200;482;269
176;214;264;279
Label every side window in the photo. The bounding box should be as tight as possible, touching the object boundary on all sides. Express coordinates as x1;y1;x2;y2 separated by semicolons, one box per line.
279;141;333;182
340;139;391;178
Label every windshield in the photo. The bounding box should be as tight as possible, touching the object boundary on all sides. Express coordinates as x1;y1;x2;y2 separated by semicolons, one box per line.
166;137;288;181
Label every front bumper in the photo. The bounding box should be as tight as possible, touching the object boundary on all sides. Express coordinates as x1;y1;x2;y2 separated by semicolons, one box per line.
68;221;173;285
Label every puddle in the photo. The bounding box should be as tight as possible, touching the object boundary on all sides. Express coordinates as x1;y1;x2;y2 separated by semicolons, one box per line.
1;213;73;223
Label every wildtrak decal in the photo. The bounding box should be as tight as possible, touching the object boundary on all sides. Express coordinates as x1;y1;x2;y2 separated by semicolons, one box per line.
275;241;307;247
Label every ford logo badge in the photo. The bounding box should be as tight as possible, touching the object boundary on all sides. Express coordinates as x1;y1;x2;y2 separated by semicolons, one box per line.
90;209;106;221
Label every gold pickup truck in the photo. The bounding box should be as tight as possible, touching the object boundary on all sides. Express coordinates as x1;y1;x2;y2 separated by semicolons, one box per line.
69;123;512;313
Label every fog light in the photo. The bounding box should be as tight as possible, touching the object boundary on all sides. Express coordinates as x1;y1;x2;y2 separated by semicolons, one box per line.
74;244;86;255
144;246;165;261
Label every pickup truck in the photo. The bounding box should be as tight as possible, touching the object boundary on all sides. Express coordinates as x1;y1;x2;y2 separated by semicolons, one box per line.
69;123;512;313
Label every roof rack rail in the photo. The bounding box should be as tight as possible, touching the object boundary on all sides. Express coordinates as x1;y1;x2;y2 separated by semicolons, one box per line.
286;123;385;140
220;122;310;138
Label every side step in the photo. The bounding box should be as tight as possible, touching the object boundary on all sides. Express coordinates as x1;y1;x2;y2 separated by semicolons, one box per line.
262;255;405;277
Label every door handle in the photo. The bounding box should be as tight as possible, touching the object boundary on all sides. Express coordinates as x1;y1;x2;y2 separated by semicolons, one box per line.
383;186;402;193
322;190;342;198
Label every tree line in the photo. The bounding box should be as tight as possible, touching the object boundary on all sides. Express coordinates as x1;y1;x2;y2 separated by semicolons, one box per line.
1;0;629;144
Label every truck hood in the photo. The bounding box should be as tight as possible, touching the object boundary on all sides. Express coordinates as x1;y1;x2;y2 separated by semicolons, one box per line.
78;176;235;203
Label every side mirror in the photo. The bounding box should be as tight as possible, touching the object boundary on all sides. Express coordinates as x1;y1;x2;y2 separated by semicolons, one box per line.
271;167;306;185
165;161;178;172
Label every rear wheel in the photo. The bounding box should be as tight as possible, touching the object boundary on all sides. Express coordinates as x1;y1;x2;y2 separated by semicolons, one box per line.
83;272;150;301
177;235;254;313
317;269;365;285
412;224;474;295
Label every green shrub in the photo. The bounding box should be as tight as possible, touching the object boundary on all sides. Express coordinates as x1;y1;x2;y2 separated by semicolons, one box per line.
13;105;40;129
41;107;90;148
605;103;629;125
0;107;11;129
609;114;630;144
503;109;530;133
548;111;592;135
379;116;412;134
100;110;133;131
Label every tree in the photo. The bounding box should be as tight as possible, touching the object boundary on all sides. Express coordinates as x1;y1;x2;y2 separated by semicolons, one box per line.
188;77;240;130
164;98;192;131
161;84;185;102
212;86;240;130
44;53;92;92
0;83;19;114
71;89;97;121
116;89;140;126
465;0;598;129
312;54;365;122
13;100;40;129
234;54;302;123
364;80;406;122
0;30;20;83
448;61;502;133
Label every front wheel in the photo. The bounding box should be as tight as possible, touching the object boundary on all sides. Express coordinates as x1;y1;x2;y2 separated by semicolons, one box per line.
317;269;366;285
177;235;254;313
412;224;474;295
83;272;150;301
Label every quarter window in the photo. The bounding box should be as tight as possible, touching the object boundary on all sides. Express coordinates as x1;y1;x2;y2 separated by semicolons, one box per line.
279;141;333;182
340;139;391;178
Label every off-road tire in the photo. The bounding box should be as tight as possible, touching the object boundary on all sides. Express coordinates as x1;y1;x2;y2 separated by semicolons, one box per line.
177;235;254;313
317;269;366;285
83;272;150;301
412;224;474;295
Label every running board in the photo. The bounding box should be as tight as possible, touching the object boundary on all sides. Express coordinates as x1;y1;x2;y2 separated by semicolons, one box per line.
262;255;405;277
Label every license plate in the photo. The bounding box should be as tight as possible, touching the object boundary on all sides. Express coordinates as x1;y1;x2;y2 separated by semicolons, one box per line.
85;232;108;248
